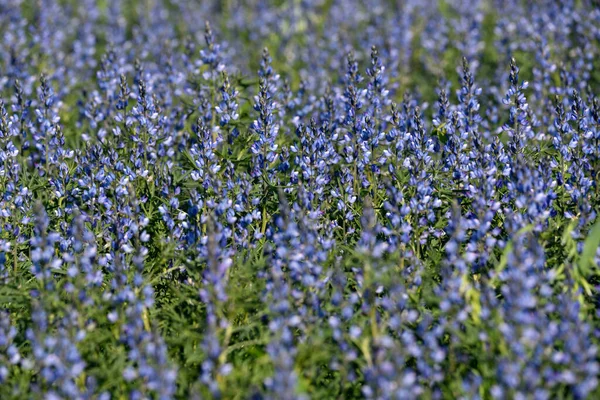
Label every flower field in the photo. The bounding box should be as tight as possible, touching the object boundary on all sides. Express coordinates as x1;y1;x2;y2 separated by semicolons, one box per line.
1;0;600;398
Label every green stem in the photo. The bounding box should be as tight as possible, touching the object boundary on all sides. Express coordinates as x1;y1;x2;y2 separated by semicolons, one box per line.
261;204;268;235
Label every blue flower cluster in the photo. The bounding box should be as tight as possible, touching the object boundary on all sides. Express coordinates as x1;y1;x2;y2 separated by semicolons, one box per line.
0;0;600;398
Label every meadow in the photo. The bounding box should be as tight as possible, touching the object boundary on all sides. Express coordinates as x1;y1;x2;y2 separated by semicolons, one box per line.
0;0;600;398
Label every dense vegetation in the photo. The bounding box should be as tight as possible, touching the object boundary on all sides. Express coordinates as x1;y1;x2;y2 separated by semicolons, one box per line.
1;0;600;398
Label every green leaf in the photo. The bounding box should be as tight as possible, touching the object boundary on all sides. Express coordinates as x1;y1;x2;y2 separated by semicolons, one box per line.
580;217;600;276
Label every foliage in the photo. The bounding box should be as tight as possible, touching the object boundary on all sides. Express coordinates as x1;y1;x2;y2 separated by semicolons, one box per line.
0;0;600;399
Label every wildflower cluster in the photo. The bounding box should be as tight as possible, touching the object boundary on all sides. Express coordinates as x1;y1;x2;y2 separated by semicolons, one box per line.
0;0;600;398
